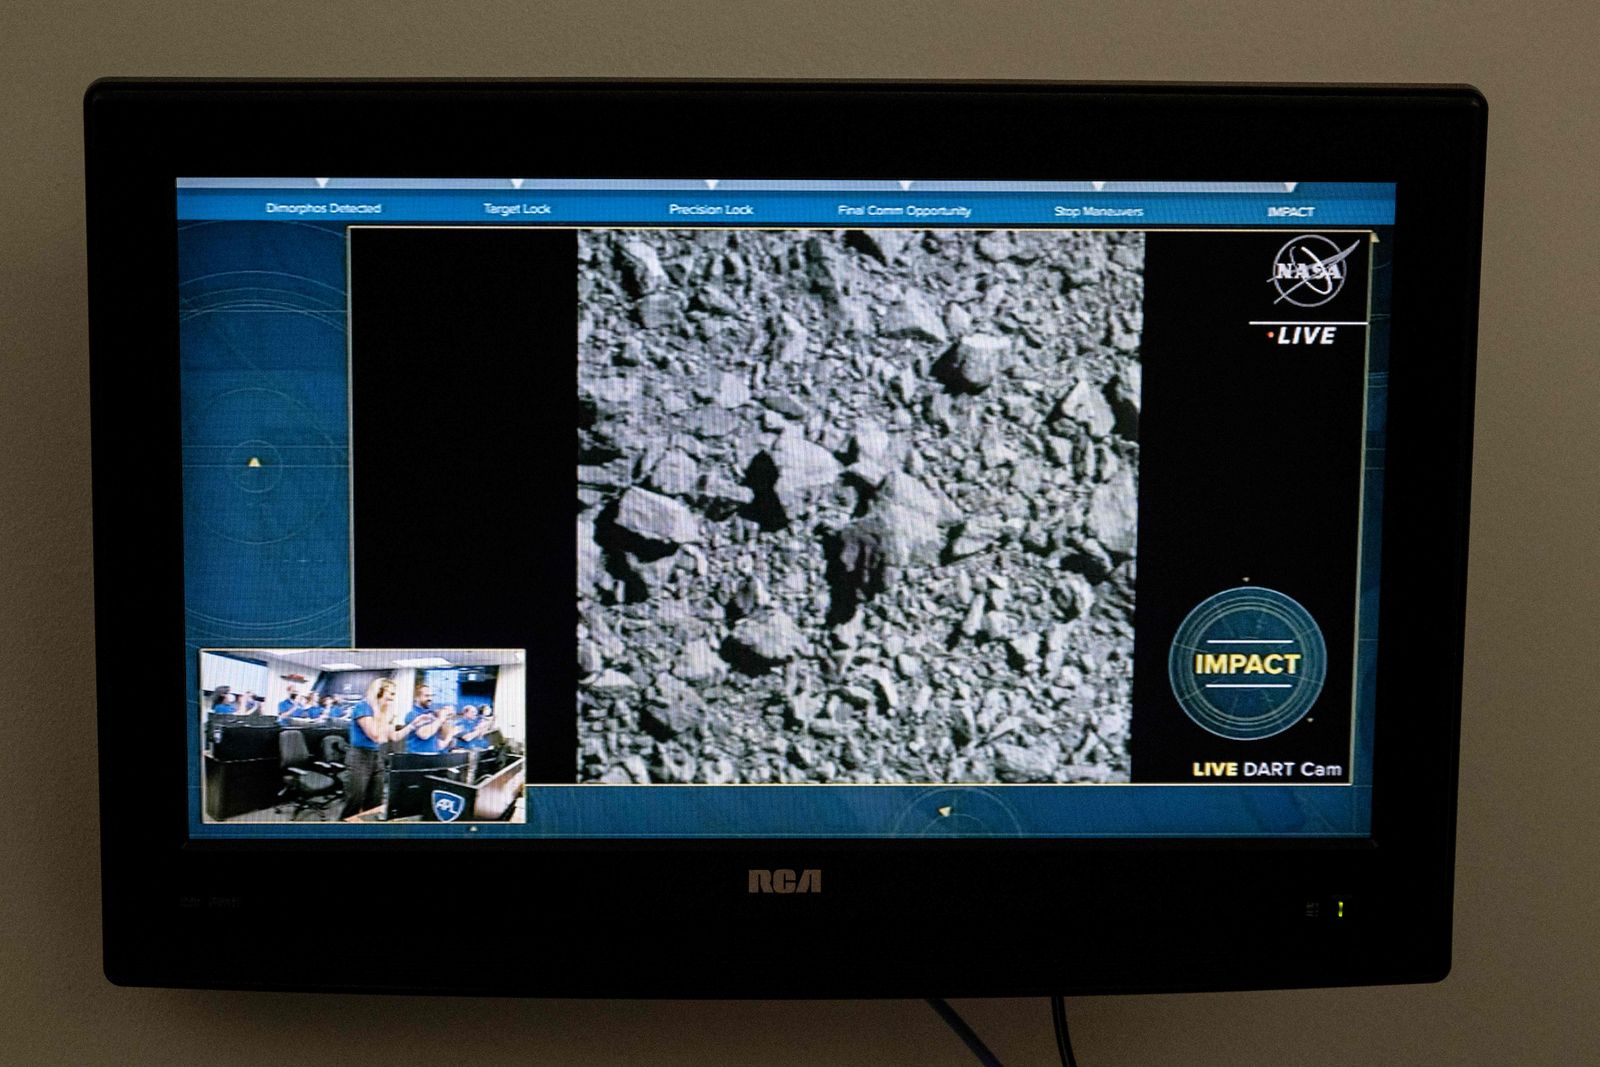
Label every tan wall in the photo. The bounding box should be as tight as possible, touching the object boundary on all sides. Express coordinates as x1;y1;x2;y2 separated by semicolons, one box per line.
1;2;1594;1063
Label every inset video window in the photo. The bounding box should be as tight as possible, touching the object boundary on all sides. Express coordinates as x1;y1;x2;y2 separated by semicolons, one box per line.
200;649;526;825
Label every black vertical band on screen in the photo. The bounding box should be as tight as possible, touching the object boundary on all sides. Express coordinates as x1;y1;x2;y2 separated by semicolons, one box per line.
348;227;578;783
1130;232;1369;782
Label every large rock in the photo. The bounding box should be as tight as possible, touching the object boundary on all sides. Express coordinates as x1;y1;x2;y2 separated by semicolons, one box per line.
1087;469;1138;556
757;430;843;516
614;487;700;546
1053;379;1116;438
845;228;915;265
1108;364;1141;438
936;334;1009;392
806;236;849;300
585;669;635;692
948;514;1003;560
582;375;640;420
647;450;699;497
695;371;750;408
882;292;948;343
635;292;676;328
770;311;809;361
873;471;957;566
642;674;703;738
1052;572;1096;620
727;610;805;666
617;239;666;295
676;638;726;683
993;742;1060;782
577;518;604;595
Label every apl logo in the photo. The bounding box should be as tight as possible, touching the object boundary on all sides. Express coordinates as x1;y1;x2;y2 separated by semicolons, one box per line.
1269;234;1361;307
431;790;466;822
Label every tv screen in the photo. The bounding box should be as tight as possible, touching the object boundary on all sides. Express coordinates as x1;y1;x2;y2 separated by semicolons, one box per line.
88;81;1483;997
181;188;1384;841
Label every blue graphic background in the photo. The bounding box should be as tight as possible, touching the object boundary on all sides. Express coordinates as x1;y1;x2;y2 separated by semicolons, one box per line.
520;782;1370;838
180;220;353;825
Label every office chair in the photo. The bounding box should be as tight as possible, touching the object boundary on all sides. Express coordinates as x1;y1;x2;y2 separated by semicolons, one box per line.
275;730;341;820
321;735;349;801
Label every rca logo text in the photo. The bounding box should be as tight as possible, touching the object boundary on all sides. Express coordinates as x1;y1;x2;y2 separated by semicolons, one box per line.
748;869;822;894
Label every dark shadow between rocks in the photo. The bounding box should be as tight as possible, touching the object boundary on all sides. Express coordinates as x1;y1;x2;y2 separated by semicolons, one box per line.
739;450;789;532
718;635;781;677
823;521;887;627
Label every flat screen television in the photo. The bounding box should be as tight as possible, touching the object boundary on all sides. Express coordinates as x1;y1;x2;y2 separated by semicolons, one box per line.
85;80;1484;1001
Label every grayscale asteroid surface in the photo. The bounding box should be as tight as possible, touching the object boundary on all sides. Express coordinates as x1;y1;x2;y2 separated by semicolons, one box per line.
576;228;1143;785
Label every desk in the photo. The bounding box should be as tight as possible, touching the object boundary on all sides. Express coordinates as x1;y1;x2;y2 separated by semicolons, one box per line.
203;720;348;821
203;753;280;821
386;752;472;820
425;756;526;822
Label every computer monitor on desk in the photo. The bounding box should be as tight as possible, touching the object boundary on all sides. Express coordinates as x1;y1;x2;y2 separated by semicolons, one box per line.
209;721;281;762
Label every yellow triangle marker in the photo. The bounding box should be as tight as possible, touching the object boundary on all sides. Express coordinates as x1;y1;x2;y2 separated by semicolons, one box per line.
246;457;261;468
937;805;952;817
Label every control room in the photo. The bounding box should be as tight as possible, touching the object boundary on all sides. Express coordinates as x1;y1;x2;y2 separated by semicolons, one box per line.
200;648;526;825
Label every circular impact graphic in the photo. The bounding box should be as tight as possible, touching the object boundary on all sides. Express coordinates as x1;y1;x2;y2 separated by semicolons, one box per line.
1168;586;1327;741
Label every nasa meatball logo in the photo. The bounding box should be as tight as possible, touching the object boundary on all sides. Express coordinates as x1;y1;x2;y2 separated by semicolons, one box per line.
431;790;466;822
1268;234;1361;307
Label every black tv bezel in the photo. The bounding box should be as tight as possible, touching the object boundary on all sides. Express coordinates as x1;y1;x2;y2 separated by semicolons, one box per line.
86;80;1484;997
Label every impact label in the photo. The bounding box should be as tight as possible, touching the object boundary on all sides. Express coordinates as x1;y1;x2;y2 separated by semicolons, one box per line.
1167;587;1327;740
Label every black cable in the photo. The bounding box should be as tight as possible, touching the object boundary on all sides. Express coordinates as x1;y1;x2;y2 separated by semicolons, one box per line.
1049;995;1080;1067
925;998;1005;1067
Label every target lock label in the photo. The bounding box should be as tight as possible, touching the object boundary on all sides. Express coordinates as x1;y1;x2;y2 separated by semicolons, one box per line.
1167;587;1327;741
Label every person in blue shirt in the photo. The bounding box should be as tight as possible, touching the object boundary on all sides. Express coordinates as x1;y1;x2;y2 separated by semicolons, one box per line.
277;691;309;723
391;684;435;752
339;676;400;820
277;687;303;720
306;694;336;721
451;705;492;751
398;691;457;754
213;691;244;714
